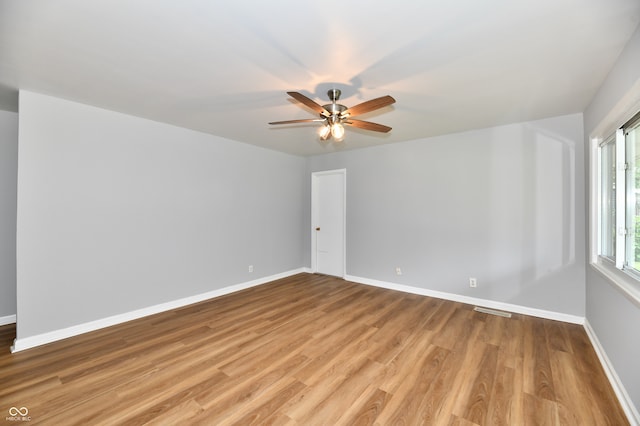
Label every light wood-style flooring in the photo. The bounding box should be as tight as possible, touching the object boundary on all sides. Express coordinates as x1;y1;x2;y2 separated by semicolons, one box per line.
0;273;628;425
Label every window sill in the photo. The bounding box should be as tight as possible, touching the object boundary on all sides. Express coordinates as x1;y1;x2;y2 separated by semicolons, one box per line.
591;258;640;308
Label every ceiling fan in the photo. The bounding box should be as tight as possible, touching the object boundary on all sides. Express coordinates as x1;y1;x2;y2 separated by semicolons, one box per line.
269;89;396;141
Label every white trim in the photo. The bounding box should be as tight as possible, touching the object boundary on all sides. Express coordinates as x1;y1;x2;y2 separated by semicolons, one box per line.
584;320;640;426
591;136;604;265
344;274;584;324
616;128;627;269
10;268;305;353
591;261;640;308
0;314;16;326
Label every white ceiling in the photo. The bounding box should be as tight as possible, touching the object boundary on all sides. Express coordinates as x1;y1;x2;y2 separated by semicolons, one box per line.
1;0;639;156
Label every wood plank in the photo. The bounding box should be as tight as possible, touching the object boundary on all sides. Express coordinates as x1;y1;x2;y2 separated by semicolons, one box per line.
462;343;499;424
374;344;451;425
336;386;390;425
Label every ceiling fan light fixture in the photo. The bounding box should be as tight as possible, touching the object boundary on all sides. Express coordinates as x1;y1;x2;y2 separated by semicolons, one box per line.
319;124;331;140
331;123;345;141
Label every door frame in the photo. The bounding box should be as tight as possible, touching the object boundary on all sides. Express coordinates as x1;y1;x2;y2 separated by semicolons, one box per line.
311;168;346;277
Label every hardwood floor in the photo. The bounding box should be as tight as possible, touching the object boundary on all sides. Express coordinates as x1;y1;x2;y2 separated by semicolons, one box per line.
0;273;628;425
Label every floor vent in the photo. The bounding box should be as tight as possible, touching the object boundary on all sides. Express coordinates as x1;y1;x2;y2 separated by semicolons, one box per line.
473;306;512;318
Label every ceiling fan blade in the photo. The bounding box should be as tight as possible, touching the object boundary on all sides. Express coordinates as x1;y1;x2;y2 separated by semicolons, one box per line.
287;91;330;116
345;119;392;133
342;95;396;117
269;118;325;125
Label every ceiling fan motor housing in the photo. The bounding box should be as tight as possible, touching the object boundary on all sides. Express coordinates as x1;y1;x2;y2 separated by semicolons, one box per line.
322;102;348;123
323;89;348;124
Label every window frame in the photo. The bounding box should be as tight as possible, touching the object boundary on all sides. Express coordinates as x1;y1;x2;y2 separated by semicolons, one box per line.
591;110;640;304
598;135;616;262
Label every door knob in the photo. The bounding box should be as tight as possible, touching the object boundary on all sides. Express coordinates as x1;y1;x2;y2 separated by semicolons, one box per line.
315;227;320;231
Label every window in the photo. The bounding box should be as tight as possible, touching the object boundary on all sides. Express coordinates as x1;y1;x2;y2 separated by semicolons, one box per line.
625;119;640;271
598;111;640;275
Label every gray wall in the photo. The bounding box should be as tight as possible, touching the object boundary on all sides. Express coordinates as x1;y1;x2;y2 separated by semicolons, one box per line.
0;110;18;322
307;113;586;316
584;25;640;413
16;91;306;339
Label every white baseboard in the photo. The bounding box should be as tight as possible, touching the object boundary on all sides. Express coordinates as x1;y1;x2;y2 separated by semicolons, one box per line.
10;268;306;353
584;320;640;426
344;274;585;324
0;314;16;326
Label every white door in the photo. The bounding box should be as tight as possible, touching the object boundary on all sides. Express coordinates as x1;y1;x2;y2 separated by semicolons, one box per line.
312;169;345;277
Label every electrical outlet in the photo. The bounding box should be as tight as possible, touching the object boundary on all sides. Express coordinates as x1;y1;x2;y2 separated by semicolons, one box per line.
395;267;402;275
469;277;477;288
248;265;254;273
